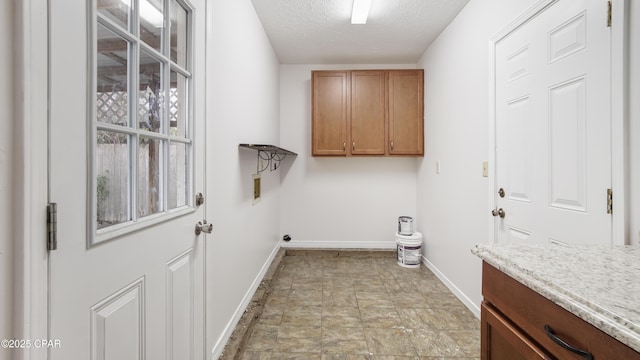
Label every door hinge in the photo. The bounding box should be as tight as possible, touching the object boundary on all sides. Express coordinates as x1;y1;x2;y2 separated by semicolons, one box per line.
607;1;612;27
47;203;57;251
607;189;613;214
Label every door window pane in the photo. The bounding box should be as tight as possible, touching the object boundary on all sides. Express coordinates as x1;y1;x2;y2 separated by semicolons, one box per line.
93;0;192;236
170;0;188;67
169;70;186;137
138;50;163;132
97;24;129;127
168;142;188;209
138;137;163;217
97;0;130;31
139;0;164;51
96;131;131;229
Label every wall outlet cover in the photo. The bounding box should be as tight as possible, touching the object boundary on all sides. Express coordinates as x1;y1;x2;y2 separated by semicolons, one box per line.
252;174;261;205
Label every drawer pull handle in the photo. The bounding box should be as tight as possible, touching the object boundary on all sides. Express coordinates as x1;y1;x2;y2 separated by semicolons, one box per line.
544;325;594;360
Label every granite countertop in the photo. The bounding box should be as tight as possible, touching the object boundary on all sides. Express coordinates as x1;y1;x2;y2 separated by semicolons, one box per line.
472;243;640;353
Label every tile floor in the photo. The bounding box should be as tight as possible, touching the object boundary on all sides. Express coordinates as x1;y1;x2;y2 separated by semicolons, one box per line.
239;251;480;359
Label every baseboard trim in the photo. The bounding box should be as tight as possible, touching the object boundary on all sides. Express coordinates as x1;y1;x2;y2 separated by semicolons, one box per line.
210;242;281;359
280;240;396;249
422;255;481;318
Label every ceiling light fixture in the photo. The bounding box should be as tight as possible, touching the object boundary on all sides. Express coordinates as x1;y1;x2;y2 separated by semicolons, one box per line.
351;0;372;24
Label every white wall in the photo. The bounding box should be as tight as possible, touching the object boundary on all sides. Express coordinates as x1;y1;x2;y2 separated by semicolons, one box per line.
1;0;13;355
205;0;282;357
416;0;537;313
280;64;419;249
628;1;640;244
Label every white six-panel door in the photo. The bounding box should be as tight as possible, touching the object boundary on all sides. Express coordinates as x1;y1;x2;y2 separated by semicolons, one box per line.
48;0;207;359
495;0;612;245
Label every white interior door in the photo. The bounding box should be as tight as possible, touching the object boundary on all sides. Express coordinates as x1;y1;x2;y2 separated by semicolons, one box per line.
494;0;612;245
49;0;207;359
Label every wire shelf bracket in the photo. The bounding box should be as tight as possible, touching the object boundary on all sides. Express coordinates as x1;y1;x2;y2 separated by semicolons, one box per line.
239;144;297;173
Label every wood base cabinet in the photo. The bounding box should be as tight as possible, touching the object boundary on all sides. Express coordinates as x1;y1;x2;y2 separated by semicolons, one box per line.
481;262;640;360
311;69;424;156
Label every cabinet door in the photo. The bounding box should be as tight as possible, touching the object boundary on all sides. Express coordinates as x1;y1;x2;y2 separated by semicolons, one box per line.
350;70;385;155
481;303;553;360
388;70;424;155
312;71;349;156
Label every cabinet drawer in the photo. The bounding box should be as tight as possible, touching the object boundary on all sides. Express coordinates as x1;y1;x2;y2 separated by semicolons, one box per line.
481;302;552;360
482;262;640;360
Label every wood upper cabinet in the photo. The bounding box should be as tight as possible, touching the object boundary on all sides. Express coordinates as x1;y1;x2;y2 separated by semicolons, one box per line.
312;71;349;156
388;70;424;155
351;70;386;155
311;69;424;156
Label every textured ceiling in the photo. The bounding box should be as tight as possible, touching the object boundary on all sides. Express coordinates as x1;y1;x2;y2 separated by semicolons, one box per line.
251;0;470;64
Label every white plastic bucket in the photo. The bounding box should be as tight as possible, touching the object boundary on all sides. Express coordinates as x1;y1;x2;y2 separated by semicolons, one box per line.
396;232;422;268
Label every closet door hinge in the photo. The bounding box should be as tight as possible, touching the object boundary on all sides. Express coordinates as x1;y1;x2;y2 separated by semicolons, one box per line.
607;189;613;214
607;1;612;27
47;203;57;251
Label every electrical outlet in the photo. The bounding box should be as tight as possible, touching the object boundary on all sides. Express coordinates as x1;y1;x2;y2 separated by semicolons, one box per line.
482;161;489;177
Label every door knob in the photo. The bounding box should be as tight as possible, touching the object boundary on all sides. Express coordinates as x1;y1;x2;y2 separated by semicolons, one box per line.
195;220;213;235
491;208;505;218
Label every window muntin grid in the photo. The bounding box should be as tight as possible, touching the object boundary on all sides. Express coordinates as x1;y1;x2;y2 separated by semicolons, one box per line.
92;0;193;243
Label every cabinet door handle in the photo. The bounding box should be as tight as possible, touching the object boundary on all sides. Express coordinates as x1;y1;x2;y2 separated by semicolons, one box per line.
544;325;593;360
390;140;394;150
343;142;346;151
352;142;356;151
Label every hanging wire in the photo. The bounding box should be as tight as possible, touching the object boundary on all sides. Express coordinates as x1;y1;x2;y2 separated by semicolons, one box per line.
256;151;271;173
251;147;290;173
240;144;296;173
270;153;286;171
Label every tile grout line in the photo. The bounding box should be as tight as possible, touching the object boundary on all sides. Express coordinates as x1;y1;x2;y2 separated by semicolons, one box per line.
233;249;480;359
